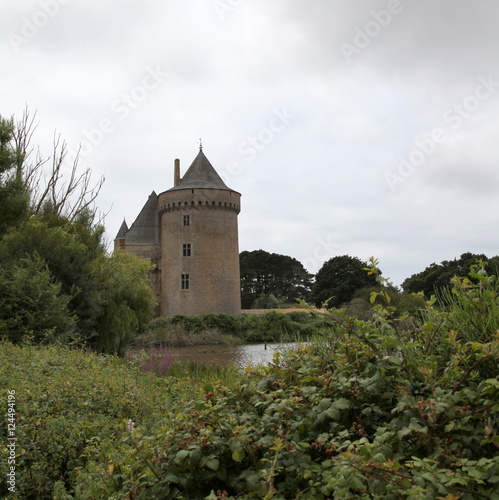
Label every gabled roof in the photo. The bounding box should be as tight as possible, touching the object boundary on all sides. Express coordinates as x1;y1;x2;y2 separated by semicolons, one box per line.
114;219;128;240
167;149;235;192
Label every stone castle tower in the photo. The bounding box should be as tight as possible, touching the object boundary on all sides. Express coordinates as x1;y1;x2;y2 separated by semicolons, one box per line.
114;147;242;316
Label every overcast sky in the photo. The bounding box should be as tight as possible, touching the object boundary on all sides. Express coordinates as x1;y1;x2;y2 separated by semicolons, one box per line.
2;0;499;286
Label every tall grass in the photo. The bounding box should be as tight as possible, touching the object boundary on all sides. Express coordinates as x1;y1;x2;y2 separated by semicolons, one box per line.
125;345;241;386
133;324;241;348
125;346;173;376
167;360;241;385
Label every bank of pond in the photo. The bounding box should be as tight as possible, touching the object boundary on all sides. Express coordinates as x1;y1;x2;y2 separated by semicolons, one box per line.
132;309;333;349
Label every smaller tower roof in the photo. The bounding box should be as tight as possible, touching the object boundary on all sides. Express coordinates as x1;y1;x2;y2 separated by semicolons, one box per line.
125;192;159;245
167;149;234;192
114;219;128;240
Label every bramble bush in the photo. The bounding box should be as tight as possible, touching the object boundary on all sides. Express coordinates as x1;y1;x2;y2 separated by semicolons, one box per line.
1;262;498;499
0;343;172;499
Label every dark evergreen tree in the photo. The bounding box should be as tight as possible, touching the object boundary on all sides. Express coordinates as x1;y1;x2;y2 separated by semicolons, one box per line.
402;252;499;299
240;250;312;309
0;115;30;237
311;255;378;309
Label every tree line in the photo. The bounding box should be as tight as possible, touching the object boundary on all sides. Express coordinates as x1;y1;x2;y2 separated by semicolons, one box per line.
241;249;499;310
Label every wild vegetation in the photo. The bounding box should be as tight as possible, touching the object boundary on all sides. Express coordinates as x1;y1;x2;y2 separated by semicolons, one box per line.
134;311;335;347
1;262;498;499
0;111;156;355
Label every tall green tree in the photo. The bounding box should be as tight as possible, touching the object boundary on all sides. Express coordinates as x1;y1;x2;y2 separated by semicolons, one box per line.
0;108;155;353
311;255;378;308
240;250;312;309
0;253;77;344
0;215;155;352
0;114;30;237
402;252;499;298
89;250;155;355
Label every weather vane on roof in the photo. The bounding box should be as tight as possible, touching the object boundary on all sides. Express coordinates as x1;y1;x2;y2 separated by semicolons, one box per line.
198;138;203;152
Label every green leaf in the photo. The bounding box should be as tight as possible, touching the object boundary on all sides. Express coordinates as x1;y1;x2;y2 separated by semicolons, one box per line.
232;447;245;462
204;457;220;471
372;453;385;463
444;422;455;432
174;450;190;465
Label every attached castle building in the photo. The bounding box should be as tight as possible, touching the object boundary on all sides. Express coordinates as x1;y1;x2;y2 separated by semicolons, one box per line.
114;148;242;316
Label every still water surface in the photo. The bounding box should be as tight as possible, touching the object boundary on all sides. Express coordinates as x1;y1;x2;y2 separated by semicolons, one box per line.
168;343;299;368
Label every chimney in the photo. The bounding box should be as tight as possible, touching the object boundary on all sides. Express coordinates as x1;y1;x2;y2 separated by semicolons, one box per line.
174;158;180;186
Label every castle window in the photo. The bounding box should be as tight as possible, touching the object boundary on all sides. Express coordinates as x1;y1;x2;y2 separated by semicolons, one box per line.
182;243;191;257
183;215;190;226
181;274;190;290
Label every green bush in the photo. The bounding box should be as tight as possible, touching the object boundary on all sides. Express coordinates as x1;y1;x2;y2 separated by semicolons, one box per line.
0;343;178;499
198;313;241;335
253;293;279;309
239;311;302;343
0;254;77;344
3;264;498;498
137;312;318;347
73;265;499;499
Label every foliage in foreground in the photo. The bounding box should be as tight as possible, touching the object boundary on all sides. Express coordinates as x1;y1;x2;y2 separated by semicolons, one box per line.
0;342;231;499
1;263;499;499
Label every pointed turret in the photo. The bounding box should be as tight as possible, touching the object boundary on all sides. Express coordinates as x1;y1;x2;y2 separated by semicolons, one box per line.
167;149;233;192
114;219;128;251
157;147;241;315
125;192;159;245
115;219;128;239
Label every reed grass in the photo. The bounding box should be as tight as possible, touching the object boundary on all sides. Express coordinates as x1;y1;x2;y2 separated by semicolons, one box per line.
167;360;241;385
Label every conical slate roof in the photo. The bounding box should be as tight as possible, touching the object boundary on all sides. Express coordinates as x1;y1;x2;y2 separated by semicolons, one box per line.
114;219;128;240
168;149;234;192
125;192;159;245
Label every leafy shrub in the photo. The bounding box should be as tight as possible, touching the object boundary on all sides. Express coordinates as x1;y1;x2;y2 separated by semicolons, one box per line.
0;254;77;344
72;263;499;499
0;343;176;499
138;312;318;346
198;313;241;335
241;311;298;343
253;293;279;309
4;264;498;498
169;314;206;332
342;296;374;321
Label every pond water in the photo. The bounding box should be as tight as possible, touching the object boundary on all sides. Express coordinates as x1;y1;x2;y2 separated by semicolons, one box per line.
168;343;300;368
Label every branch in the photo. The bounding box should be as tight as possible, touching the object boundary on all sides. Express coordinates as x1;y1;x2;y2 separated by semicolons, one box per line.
452;354;491;395
423;318;445;355
15;109;105;221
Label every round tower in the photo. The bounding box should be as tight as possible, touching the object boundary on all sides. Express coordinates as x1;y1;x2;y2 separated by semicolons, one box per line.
157;147;241;315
